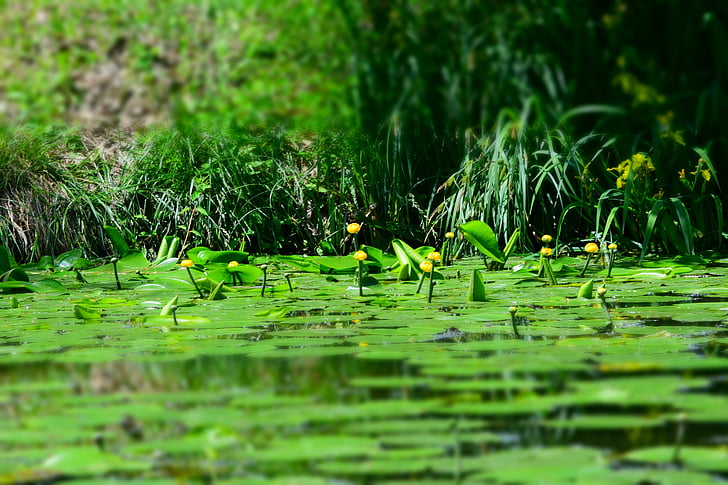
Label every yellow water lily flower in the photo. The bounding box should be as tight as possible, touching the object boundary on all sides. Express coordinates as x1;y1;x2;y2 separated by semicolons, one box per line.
346;223;361;234
353;250;367;261
419;260;433;272
584;242;599;254
180;259;194;267
427;251;441;262
445;232;455;239
540;247;553;257
227;261;239;268
607;243;617;250
541;235;553;244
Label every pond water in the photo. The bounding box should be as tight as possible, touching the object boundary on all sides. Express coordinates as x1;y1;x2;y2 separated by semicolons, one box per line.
1;255;727;483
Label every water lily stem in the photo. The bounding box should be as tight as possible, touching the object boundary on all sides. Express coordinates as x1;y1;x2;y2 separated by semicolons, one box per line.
357;260;364;297
607;249;616;278
285;273;293;292
597;288;613;333
186;267;204;298
415;272;426;294
261;266;268;297
542;257;557;285
509;307;520;338
427;271;435;303
580;254;593;277
111;257;121;290
170;305;179;326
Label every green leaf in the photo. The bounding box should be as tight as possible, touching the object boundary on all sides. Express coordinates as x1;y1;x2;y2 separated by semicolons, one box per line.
0;267;29;282
160;295;179;316
55;248;91;270
309;256;358;274
668;197;694;255
226;264;264;284
640;200;666;264
577;279;594;299
188;247;249;264
360;245;383;270
154;236;181;264
391;239;425;279
468;269;486;301
460;221;505;263
502;228;521;263
41;446;150;475
207;279;226;300
0;245;17;272
74;304;101;320
103;225;132;256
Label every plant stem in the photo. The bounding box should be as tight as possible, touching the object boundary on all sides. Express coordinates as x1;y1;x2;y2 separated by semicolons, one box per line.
171;305;179;326
441;240;449;266
607;249;616;278
427;270;435;303
542;257;557;285
261;266;268;297
285;273;293;292
358;260;364;297
509;307;520;338
415;272;426;294
580;254;593;277
597;290;613;333
186;267;204;298
111;257;121;290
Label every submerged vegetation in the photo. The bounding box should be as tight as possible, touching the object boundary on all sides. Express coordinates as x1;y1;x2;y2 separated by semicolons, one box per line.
1;0;728;483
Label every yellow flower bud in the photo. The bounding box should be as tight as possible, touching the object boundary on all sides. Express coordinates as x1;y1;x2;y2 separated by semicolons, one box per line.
607;243;617;250
597;287;607;296
419;260;433;272
180;259;194;268
584;242;599;254
541;234;553;243
508;306;517;314
445;232;455;239
353;250;367;261
227;261;239;268
346;223;361;234
540;247;552;257
427;251;441;262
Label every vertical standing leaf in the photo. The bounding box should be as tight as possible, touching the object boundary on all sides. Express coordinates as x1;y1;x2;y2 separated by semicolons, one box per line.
460;221;505;263
468;269;486;302
103;225;132;257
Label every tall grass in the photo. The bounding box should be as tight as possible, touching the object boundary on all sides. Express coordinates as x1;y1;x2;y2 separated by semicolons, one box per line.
124;126;363;256
435;102;611;253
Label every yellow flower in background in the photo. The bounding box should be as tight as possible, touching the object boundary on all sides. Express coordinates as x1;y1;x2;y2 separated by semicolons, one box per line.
540;247;553;257
227;261;239;268
678;169;686;180
427;251;441;262
346;223;361;234
584;242;599;254
608;153;654;188
180;259;194;268
353;250;367;261
419;260;433;272
608;243;618;250
445;232;455;239
541;234;553;244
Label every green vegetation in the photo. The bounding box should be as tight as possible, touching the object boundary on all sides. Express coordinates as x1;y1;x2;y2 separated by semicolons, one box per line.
1;0;725;261
1;234;728;482
1;1;728;483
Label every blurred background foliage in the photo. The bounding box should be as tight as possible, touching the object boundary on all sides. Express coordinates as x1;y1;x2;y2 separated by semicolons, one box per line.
0;0;725;260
